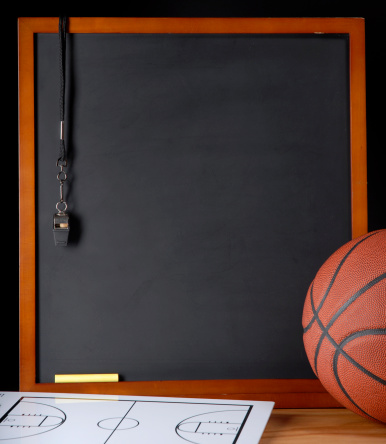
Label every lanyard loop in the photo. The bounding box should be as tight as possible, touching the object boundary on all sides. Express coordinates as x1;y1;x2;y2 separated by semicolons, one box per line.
58;16;67;166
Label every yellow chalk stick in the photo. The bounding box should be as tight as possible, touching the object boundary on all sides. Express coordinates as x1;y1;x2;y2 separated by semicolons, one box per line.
55;373;119;383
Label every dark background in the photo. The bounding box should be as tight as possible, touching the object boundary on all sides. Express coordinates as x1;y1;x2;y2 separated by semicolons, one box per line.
5;2;385;391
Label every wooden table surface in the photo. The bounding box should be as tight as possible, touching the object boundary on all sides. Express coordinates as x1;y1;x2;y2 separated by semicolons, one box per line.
260;409;386;443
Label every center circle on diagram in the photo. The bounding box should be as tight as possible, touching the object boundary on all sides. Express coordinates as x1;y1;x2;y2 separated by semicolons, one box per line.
98;418;139;430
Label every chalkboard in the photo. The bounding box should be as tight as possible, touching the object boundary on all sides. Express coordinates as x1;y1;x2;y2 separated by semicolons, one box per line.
19;17;367;407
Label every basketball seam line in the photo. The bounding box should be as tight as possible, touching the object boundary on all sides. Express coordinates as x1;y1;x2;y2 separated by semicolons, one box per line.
312;272;386;375
311;302;385;420
333;329;386;421
334;332;386;386
303;231;380;334
310;284;386;420
333;353;376;420
336;329;386;385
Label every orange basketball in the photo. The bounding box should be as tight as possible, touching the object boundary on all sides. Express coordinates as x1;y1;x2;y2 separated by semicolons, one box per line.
302;229;386;423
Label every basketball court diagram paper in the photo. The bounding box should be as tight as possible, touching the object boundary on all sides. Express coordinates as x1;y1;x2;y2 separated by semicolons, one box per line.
0;392;274;443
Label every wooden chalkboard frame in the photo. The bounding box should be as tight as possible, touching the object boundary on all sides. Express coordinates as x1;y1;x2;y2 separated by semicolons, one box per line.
19;17;367;407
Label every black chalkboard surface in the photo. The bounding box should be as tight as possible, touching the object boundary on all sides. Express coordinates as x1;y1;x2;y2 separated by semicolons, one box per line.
35;32;351;382
19;17;367;405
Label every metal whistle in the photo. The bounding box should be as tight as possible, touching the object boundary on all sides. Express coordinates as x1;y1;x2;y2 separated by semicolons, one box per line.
53;210;70;246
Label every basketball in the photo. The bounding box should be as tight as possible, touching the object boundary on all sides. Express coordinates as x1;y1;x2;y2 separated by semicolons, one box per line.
302;229;386;423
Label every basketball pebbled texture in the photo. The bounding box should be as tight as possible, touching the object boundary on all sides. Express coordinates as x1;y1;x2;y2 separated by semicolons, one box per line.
302;229;386;423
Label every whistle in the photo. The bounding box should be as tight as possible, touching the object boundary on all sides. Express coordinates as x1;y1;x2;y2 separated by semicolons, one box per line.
53;212;70;246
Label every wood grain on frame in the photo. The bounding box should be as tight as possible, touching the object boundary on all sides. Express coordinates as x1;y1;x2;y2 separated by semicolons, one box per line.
18;17;367;407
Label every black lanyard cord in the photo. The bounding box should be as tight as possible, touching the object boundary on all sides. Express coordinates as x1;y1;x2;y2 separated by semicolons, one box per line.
53;16;70;246
58;16;67;165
